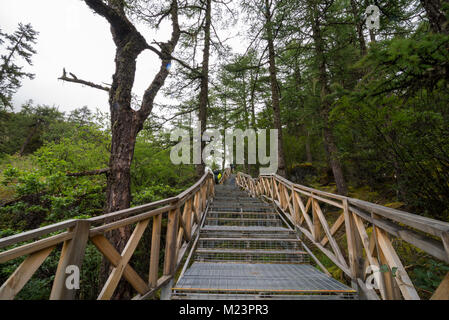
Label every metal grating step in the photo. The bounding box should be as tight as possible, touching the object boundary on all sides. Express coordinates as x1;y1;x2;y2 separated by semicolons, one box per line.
207;211;279;219
201;226;290;232
171;293;355;300
173;263;357;299
198;238;303;251
210;206;275;213
194;249;309;264
205;217;283;227
200;229;298;239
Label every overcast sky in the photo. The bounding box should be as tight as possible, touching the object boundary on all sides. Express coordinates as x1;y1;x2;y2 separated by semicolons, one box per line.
0;0;243;116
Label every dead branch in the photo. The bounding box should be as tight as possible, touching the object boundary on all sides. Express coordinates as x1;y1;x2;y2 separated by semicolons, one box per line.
59;68;110;92
66;168;110;177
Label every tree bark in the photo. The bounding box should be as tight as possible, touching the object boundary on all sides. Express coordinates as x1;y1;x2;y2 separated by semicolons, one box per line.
264;0;286;177
304;126;313;163
420;0;449;34
309;1;348;195
350;0;367;56
196;0;212;178
19;123;38;156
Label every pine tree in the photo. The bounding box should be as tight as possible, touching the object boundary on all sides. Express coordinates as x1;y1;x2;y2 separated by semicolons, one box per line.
0;23;38;108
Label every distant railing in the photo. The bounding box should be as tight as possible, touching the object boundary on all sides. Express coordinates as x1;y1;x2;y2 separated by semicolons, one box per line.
236;172;449;300
0;172;215;300
218;168;231;185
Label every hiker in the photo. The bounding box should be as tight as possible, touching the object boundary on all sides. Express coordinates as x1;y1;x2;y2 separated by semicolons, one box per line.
213;169;221;184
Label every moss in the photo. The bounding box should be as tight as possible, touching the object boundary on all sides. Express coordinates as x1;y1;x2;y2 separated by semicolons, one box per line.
384;202;405;209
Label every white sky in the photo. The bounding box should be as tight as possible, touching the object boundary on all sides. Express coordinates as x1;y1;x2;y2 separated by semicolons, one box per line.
0;0;246;116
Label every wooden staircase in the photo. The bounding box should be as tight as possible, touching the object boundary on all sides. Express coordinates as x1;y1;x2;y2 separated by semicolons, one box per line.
171;176;357;300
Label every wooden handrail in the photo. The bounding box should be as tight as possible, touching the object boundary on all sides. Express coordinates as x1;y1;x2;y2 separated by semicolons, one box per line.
219;167;231;184
0;172;215;300
236;172;449;300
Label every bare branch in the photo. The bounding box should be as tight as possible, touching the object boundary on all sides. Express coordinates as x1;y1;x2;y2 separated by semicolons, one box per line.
66;168;110;177
58;68;110;92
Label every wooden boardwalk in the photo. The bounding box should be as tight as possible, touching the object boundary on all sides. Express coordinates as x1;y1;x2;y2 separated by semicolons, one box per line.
0;169;448;300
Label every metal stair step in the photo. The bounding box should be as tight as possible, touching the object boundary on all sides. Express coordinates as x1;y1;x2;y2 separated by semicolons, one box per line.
205;217;283;227
194;248;309;264
172;263;357;299
198;238;303;251
207;212;280;219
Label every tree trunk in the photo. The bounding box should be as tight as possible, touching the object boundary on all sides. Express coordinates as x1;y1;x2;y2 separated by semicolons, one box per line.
304;126;313;163
309;2;348;195
350;0;367;56
196;0;212;178
83;0;181;299
264;0;286;177
421;0;449;33
19;123;38;156
323;125;348;195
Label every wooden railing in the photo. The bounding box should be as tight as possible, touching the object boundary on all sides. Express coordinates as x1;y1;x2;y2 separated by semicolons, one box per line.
236;172;449;300
0;172;215;300
219;167;232;185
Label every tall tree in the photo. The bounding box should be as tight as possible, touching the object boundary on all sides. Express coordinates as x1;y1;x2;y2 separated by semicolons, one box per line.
61;0;180;215
0;23;38;108
60;1;181;298
197;0;212;177
307;0;348;195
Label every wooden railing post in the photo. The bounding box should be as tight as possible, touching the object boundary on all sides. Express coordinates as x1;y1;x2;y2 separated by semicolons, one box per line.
292;188;300;225
371;213;402;300
343;199;364;288
50;220;90;300
149;214;162;288
311;193;321;242
163;206;180;277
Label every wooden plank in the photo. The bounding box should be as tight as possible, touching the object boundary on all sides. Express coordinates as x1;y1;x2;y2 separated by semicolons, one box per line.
50;220;90;300
430;272;449;300
342;199;357;281
0;246;55;300
311;194;344;209
163;207;180;276
0;220;76;249
378;239;402;300
178;208;191;243
149;214;162;288
376;228;420;300
88;198;176;225
371;217;449;263
321;212;345;247
0;232;72;264
314;201;348;268
442;232;449;262
185;199;192;238
89;205;173;237
352;206;449;264
349;198;449;238
98;219;150;300
292;189;300;224
295;194;313;234
311;196;321;243
353;214;380;269
91;235;149;295
293;223;352;278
